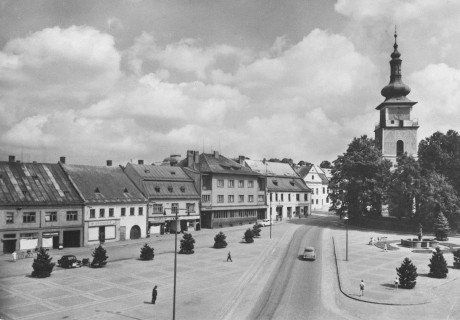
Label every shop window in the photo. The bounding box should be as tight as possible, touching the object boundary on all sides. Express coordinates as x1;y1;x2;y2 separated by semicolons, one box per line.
23;212;36;223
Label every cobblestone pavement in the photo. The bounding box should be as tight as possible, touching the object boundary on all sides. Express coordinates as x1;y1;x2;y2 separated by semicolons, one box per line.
0;221;300;320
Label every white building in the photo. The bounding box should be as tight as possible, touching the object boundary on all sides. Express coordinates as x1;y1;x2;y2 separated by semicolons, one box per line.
297;165;330;211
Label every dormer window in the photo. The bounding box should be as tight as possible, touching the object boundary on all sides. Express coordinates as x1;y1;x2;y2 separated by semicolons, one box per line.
123;188;129;193
180;186;185;192
144;169;150;173
168;186;173;192
155;186;160;193
273;180;278;186
171;171;176;175
290;181;295;186
94;187;100;193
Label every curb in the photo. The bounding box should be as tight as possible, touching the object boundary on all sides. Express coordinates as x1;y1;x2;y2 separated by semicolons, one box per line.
331;236;429;306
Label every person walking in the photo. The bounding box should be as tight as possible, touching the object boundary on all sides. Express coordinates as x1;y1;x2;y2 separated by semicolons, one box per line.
151;285;158;304
394;277;399;289
359;280;365;296
12;251;17;262
227;251;232;262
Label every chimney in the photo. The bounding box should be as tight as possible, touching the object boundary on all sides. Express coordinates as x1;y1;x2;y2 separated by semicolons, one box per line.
194;151;200;164
238;155;245;165
138;160;144;165
187;150;194;167
59;156;66;164
106;160;112;166
214;151;220;158
8;155;15;163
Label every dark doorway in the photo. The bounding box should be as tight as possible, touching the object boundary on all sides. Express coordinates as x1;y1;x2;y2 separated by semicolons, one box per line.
63;230;81;247
180;220;188;232
397;140;404;156
53;236;59;249
130;225;141;239
3;239;16;254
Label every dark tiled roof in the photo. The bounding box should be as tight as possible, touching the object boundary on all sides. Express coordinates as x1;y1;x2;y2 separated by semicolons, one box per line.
296;164;313;179
198;153;261;176
268;177;311;192
245;160;300;178
318;172;329;185
0;162;82;205
126;164;191;181
62;164;146;204
141;181;199;199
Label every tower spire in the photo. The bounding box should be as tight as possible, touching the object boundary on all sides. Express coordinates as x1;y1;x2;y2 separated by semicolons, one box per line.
381;28;410;99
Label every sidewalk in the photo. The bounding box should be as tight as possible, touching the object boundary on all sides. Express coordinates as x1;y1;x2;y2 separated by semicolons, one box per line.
330;225;460;305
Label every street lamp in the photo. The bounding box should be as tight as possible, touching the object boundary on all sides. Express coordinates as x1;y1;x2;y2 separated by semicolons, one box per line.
344;215;349;261
173;207;178;320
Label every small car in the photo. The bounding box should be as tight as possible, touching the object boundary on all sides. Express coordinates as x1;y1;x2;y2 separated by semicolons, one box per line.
303;247;316;261
261;219;272;227
58;255;82;268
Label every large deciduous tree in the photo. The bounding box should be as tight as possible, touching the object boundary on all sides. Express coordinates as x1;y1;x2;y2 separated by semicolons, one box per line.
387;154;421;219
329;135;392;217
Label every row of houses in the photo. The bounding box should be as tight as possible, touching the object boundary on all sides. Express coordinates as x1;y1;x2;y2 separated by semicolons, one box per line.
0;151;329;254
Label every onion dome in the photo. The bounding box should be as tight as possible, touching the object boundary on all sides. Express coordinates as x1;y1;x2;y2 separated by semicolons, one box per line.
381;30;411;99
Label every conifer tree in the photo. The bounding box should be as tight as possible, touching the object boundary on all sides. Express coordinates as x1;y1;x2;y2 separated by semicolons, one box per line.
140;243;155;260
179;233;195;254
31;247;55;278
428;247;449;278
433;212;450;241
213;231;228;249
453;249;460;269
91;244;108;268
243;228;254;243
252;223;262;237
396;257;418;289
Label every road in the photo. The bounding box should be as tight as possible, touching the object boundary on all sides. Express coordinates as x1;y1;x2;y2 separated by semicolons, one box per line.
248;217;343;320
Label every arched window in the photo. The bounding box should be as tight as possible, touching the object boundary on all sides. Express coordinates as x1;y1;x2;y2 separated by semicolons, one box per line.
396;140;404;156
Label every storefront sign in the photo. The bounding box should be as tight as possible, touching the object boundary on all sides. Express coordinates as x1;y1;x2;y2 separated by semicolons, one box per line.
42;232;59;237
150;216;166;222
88;220;117;227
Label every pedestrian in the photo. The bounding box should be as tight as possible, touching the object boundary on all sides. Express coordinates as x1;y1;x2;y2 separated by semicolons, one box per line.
359;280;365;296
394;277;399;289
384;243;388;252
12;251;17;262
227;251;232;262
151;285;157;304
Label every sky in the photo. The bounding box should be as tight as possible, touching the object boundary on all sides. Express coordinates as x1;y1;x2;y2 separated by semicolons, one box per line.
1;0;459;166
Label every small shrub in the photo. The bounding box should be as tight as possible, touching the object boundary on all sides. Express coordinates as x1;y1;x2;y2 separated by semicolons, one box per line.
140;243;155;260
454;249;460;269
243;228;254;243
91;245;108;268
428;247;448;278
179;233;195;254
252;223;262;237
396;257;417;289
31;247;55;278
213;232;228;249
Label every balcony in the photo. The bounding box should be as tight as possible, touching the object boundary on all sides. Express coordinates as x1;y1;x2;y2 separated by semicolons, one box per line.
375;119;419;130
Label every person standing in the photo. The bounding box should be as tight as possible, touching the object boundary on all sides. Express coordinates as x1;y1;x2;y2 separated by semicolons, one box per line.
152;285;158;304
360;280;365;296
394;277;399;289
12;251;17;262
227;251;232;262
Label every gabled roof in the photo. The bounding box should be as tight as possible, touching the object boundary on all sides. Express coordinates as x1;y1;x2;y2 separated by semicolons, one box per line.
296;164;314;179
62;164;146;204
0;162;82;206
267;177;311;192
141;181;199;199
245;160;299;178
125;163;192;181
194;153;261;176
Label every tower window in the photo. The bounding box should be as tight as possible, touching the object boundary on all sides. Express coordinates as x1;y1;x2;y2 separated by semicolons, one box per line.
396;140;404;156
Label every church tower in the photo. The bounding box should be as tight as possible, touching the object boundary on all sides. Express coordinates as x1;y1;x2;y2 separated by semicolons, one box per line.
374;31;419;164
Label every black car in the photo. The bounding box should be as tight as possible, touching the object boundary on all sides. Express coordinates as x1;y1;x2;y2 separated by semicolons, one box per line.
58;255;82;268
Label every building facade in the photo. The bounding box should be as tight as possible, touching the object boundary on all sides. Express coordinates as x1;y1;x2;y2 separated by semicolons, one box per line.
62;163;148;246
245;160;311;221
297;164;330;211
180;151;266;229
123;163;200;235
374;32;419;164
0;157;84;254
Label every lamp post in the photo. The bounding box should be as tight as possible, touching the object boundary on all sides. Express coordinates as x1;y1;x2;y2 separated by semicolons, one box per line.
344;215;349;261
173;207;178;320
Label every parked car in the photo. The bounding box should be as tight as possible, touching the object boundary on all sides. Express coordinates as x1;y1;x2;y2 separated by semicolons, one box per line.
261;219;272;227
58;255;82;268
303;247;316;261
